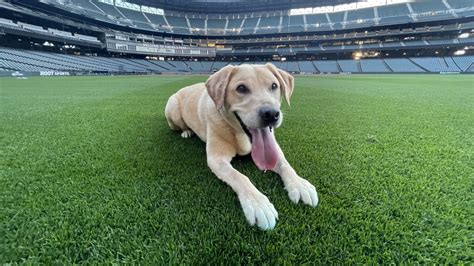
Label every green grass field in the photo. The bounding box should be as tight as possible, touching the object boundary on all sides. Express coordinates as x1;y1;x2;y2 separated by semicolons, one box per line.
1;74;473;264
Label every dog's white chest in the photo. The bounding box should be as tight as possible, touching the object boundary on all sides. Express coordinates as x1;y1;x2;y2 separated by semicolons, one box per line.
235;133;251;155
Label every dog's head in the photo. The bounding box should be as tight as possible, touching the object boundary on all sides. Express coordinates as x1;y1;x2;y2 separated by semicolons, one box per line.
205;63;294;130
205;63;294;170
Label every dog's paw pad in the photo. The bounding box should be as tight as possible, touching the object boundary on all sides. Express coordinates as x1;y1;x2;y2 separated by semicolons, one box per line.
240;192;278;230
181;130;194;138
286;178;319;207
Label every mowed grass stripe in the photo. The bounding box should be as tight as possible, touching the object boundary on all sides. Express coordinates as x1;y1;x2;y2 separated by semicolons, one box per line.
1;75;472;263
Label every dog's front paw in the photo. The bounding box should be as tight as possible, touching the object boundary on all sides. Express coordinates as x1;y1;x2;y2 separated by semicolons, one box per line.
239;191;278;230
285;177;319;207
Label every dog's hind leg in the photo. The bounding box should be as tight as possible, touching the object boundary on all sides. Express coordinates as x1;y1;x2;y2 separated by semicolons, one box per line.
165;95;183;131
165;94;194;138
180;130;194;138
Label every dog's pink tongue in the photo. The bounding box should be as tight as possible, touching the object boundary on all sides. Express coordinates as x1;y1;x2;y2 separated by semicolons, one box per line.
249;127;279;170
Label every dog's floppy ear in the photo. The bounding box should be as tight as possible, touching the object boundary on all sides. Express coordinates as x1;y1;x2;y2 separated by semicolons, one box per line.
205;65;235;110
265;63;294;106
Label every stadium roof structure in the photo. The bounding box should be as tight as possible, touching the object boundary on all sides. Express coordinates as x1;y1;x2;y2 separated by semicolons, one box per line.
129;0;360;14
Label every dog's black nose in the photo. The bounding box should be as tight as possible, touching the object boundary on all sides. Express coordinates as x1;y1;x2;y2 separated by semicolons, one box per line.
259;107;280;127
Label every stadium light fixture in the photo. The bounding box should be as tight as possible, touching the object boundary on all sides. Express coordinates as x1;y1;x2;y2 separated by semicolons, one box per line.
458;33;469;38
353;51;362;60
454;49;466;55
42;41;54;47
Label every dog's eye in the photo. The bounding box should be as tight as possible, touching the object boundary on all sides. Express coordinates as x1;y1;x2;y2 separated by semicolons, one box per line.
271;83;278;91
236;85;249;94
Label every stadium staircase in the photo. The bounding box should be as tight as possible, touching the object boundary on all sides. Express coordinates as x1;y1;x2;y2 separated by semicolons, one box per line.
407;58;430;72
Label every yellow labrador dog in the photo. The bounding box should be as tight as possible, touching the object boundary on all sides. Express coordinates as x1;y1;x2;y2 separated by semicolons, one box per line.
165;63;318;230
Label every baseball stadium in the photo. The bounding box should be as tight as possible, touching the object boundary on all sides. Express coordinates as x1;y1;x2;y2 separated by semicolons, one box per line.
1;0;472;263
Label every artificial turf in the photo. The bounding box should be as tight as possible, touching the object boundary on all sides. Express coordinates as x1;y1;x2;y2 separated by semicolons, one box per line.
1;74;472;264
